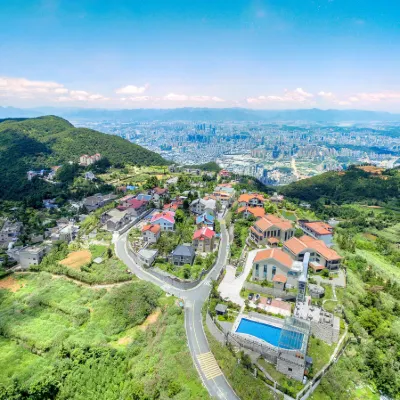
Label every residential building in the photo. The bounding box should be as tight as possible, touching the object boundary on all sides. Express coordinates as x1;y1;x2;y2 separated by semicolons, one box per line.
141;224;161;243
84;171;96;181
190;198;217;216
137;249;158;267
152;187;169;204
151;211;175;231
136;193;153;202
298;220;334;247
19;246;47;269
0;220;23;248
250;214;295;245
193;227;216;253
118;198;147;217
79;153;101;166
219;169;231;178
169;244;196;266
238;193;266;208
101;209;131;232
237;206;265;220
211;190;234;206
270;192;284;204
83;193;117;212
283;235;341;271
196;213;215;229
252;248;303;288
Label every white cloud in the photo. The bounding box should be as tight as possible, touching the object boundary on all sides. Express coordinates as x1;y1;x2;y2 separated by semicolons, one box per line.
337;101;352;106
115;84;149;95
121;96;152;102
191;95;225;102
164;93;189;101
0;76;108;103
354;92;400;102
247;88;314;104
318;91;334;98
348;96;359;102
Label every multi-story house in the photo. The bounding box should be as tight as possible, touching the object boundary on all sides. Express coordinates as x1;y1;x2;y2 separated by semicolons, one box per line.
298;220;334;247
252;248;303;289
150;211;175;231
169;244;195;266
250;214;295;245
283;235;341;271
192;227;216;253
238;193;266;208
141;224;161;243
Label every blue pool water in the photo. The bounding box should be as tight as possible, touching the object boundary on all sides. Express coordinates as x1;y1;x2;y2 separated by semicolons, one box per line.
236;318;303;350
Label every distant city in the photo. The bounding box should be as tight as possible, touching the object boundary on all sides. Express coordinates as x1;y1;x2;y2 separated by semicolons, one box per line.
75;119;400;186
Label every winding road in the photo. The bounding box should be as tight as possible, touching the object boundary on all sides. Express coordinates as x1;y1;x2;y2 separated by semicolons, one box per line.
114;219;240;400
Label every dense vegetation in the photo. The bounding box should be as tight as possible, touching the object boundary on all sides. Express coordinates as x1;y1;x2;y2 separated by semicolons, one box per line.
0;273;208;399
0;116;168;200
280;166;400;206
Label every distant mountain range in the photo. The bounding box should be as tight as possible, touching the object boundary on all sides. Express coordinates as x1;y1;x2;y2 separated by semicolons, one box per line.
1;106;400;122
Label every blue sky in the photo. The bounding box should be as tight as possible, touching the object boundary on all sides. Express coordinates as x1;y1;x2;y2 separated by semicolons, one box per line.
0;0;400;110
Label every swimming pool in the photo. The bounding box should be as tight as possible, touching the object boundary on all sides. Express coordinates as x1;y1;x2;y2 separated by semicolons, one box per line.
235;318;303;350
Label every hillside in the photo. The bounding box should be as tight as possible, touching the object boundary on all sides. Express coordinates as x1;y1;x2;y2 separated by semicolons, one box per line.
280;166;400;205
0;116;168;200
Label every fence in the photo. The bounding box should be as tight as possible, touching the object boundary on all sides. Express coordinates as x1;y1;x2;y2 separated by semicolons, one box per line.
243;281;289;298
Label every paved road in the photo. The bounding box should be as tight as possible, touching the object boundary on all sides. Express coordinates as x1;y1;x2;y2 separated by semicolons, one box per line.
114;220;240;400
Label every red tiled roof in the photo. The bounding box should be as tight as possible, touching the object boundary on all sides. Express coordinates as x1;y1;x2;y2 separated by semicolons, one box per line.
193;227;216;240
142;224;161;234
238;193;266;203
151;211;175;224
272;274;287;283
237;206;265;218
126;199;146;209
304;221;333;236
267;237;280;244
270;299;291;311
154;187;168;195
253;248;293;268
253;214;293;232
284;235;341;261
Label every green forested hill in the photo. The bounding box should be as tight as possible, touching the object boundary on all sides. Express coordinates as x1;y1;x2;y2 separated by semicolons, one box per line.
280;166;400;205
0;116;168;200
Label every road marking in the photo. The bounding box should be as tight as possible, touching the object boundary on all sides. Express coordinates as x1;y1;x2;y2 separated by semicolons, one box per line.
197;352;223;380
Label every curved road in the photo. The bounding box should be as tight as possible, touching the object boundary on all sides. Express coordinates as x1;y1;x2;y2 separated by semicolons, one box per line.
114;220;239;400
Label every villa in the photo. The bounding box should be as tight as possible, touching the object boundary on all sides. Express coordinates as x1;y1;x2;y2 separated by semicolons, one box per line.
283;235;341;271
250;214;295;245
298;220;334;247
141;224;161;243
237;206;265;220
238;193;266;208
252;248;303;288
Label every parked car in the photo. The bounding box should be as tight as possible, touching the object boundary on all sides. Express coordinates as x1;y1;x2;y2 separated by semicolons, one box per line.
267;297;272;305
254;293;260;301
248;293;254;301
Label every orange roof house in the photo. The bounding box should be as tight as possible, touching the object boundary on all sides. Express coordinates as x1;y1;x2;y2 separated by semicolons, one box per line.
254;248;293;269
237;206;265;219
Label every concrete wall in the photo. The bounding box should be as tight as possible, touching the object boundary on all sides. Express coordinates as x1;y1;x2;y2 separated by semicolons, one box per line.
243;281;287;298
310;315;340;345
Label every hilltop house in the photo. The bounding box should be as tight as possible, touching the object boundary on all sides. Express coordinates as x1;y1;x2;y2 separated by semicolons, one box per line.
169;244;195;266
118;198;147;217
79;153;101;166
0;220;23;249
152;187;169;206
250;214;295;245
192;227;216;253
283;235;341;271
252;248;303;289
298;220;334;247
141;224;161;243
238;193;266;208
150;211;175;231
19;246;47;269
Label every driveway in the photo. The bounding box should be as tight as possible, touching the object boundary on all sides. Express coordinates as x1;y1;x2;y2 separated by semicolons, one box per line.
218;248;260;306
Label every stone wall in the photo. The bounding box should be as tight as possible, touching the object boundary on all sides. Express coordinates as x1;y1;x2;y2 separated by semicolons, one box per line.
276;353;305;382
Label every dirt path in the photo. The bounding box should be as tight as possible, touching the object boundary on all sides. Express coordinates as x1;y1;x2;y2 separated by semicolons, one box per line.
15;271;133;289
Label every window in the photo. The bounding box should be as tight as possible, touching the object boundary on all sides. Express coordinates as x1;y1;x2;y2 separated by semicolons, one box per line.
288;368;292;372
272;266;276;276
263;265;267;278
255;264;259;271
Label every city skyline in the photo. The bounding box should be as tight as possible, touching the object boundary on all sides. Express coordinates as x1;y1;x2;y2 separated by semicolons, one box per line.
1;0;400;111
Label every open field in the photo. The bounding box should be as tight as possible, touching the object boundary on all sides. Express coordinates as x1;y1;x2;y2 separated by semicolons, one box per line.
60;249;91;269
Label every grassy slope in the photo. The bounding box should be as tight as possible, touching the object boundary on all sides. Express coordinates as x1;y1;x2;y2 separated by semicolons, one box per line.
0;273;208;399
